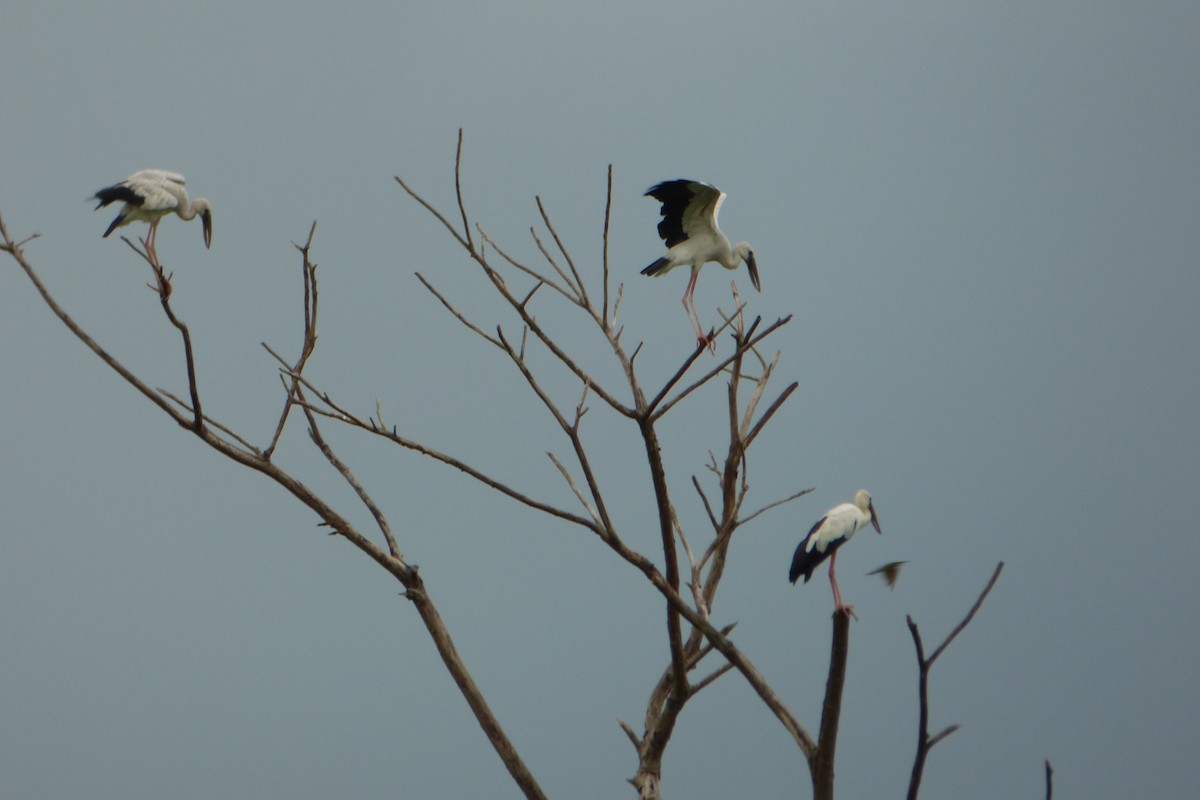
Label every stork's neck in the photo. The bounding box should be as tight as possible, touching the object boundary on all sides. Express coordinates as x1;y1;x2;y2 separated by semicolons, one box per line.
720;241;750;269
176;197;205;221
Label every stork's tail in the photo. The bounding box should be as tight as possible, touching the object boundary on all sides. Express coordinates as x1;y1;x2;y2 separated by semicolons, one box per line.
641;257;670;277
102;213;127;238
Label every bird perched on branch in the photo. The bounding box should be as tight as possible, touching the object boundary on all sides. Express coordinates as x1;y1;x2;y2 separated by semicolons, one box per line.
93;169;212;265
789;490;882;619
642;179;759;348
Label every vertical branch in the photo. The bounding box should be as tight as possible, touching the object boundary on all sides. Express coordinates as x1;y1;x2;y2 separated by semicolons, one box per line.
455;128;474;252
638;414;689;698
698;318;750;608
160;294;205;433
811;609;852;800
128;237;205;434
265;221;319;460
602;164;613;330
906;562;1004;800
1044;759;1053;800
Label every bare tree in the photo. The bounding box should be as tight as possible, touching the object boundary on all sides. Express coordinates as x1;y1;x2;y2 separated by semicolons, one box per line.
2;132;1010;799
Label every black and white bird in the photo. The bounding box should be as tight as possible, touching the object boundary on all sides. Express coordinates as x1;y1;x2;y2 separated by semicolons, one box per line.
93;169;212;264
789;490;882;619
642;180;759;348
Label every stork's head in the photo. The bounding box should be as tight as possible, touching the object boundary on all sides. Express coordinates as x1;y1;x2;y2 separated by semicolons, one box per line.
193;199;213;249
855;489;882;534
733;242;760;292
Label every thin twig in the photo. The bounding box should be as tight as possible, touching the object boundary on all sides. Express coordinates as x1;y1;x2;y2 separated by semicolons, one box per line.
739;487;815;527
301;396;402;560
602;165;612;330
649;316;792;421
455;128;473;252
394;176;469;251
414;271;504;348
744;382;799;448
547;452;601;527
928;561;1004;665
536;195;586;304
476;227;573;303
287;374;599;533
528;224;580;300
691;661;734;694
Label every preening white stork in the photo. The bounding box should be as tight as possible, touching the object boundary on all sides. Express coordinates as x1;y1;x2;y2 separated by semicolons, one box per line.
93;169;212;264
642;180;759;348
789;490;882;619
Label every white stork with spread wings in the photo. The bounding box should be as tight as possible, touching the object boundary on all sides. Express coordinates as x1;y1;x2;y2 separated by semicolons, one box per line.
642;180;759;348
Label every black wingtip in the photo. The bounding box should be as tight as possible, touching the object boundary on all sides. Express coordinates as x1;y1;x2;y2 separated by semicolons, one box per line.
102;214;124;238
644;179;694;198
93;184;142;210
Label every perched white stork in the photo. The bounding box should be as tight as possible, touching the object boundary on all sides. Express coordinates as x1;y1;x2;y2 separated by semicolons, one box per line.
789;490;882;619
93;169;212;264
642;180;759;348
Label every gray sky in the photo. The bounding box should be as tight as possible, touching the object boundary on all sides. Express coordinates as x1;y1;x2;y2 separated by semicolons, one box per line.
3;1;1198;797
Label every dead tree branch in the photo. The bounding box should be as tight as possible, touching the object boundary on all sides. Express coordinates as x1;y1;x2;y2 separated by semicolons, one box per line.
905;561;1005;800
264;221;320;460
0;211;548;800
811;609;853;800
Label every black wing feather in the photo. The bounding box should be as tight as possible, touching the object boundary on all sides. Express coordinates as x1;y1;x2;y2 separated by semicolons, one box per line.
645;180;698;248
93;183;144;210
789;515;830;584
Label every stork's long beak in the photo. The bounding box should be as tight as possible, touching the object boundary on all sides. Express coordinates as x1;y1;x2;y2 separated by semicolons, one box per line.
746;251;761;292
870;502;882;534
201;210;213;249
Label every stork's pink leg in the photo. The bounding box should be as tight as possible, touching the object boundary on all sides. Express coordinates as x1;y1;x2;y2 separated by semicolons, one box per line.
144;221;173;298
682;266;714;350
828;551;857;620
146;222;159;265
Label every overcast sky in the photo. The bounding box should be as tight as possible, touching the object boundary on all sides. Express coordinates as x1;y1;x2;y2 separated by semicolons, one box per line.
3;2;1198;798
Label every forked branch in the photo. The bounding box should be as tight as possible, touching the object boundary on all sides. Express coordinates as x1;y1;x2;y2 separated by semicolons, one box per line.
905;561;1005;800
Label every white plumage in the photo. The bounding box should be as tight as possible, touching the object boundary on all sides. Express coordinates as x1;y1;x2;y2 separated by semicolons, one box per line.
93;169;212;263
642;179;759;348
789;489;882;618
